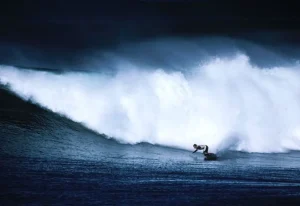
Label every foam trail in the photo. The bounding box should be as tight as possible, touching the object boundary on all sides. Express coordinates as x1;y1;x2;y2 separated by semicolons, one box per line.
1;54;300;153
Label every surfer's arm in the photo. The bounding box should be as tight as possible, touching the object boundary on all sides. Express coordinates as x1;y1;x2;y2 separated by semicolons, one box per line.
192;149;198;153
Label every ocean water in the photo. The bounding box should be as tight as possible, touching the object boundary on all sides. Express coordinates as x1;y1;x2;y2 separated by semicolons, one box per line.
1;38;300;205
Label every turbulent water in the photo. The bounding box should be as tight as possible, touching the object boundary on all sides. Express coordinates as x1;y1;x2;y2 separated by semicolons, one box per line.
1;53;300;153
1;38;300;205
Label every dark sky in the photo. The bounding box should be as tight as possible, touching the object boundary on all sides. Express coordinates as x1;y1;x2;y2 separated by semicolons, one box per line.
0;0;299;68
1;0;299;47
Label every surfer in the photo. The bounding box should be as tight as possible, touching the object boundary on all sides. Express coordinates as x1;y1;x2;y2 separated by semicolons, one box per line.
192;144;209;155
193;144;217;160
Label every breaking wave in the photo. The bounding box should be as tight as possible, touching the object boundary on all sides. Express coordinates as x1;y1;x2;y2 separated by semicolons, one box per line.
1;53;300;153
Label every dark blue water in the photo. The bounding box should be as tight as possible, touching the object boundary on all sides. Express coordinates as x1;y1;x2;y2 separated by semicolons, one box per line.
1;150;300;205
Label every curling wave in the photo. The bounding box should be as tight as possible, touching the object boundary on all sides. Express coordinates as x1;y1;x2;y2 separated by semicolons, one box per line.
1;54;300;153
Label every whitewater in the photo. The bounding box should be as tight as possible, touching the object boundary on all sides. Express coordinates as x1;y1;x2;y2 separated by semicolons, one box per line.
1;53;300;153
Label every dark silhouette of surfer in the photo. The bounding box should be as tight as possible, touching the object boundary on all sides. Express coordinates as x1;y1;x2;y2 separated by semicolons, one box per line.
192;144;209;155
192;144;217;160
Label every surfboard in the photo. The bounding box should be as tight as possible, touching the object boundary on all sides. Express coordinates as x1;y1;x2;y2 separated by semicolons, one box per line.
204;153;217;161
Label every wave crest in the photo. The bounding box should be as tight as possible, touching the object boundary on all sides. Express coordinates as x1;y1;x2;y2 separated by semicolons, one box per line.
1;54;300;153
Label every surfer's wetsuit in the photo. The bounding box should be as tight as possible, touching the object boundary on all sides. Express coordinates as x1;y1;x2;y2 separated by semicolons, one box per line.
193;145;209;155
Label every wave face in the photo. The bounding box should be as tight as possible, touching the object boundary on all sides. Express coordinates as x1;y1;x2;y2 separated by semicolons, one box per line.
1;52;300;153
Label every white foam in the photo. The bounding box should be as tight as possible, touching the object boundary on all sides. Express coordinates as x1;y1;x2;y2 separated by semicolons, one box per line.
1;54;300;153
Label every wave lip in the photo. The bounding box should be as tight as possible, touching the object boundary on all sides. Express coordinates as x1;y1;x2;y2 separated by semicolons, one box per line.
1;53;300;153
